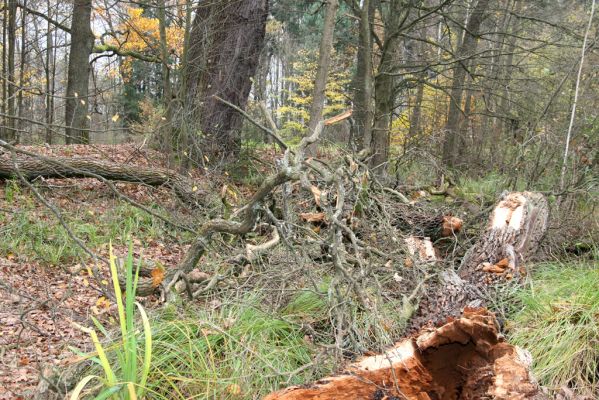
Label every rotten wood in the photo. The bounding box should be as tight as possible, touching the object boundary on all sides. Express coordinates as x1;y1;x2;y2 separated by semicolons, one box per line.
265;308;547;400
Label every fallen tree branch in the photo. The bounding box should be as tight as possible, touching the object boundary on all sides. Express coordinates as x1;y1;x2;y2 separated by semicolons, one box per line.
133;122;326;297
0;141;205;207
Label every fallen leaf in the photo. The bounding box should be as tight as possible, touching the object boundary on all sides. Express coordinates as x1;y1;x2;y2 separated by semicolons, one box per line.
310;185;322;207
300;212;326;223
226;383;242;396
151;264;166;288
96;296;111;310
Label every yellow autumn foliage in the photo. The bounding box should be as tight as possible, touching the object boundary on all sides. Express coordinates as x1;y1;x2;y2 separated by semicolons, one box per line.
108;7;184;80
278;49;350;135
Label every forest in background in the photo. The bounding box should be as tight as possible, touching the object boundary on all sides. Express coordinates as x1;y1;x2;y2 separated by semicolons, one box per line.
0;0;596;186
0;0;597;399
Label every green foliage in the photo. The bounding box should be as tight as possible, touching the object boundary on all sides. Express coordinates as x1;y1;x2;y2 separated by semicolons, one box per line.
0;191;167;265
4;180;20;203
455;173;512;205
508;262;599;394
72;243;152;399
110;297;329;399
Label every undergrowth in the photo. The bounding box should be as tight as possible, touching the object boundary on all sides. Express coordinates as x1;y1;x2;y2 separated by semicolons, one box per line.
0;185;171;265
508;262;599;395
83;295;333;400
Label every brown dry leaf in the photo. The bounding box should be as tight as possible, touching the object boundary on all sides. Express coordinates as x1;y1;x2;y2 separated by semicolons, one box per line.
300;212;326;223
226;384;242;396
482;264;506;274
310;186;322;207
150;264;166;288
95;296;111;310
495;258;509;268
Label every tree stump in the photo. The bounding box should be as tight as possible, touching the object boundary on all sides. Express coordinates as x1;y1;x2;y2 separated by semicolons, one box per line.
410;191;549;329
265;192;550;399
265;308;547;400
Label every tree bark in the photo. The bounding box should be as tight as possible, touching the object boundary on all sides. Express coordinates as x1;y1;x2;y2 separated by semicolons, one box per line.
45;0;55;144
305;0;339;156
16;0;27;139
65;0;94;144
2;0;17;142
0;152;206;206
410;191;549;330
371;0;403;174
182;0;268;165
407;76;425;146
351;0;374;151
441;0;490;168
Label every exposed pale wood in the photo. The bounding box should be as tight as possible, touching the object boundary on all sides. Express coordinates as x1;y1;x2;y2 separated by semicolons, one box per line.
324;110;352;126
265;308;546;400
410;191;549;330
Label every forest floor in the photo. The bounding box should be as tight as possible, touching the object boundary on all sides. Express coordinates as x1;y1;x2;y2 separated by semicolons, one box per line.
0;144;191;398
0;144;597;399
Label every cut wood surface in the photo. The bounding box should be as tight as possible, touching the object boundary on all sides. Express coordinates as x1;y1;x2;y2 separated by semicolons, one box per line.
265;308;547;400
411;191;549;329
266;192;550;399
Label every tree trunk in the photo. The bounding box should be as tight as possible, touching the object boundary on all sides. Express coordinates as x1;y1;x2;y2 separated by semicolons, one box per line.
45;0;55;144
266;192;550;400
351;0;374;151
65;0;94;144
1;3;6;129
441;0;490;168
2;0;17;142
305;0;339;156
182;0;268;165
371;0;403;174
411;191;549;330
0;151;206;206
407;77;424;146
16;0;27;139
265;308;547;400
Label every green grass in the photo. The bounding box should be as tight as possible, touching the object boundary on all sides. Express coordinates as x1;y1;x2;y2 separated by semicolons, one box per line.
72;242;152;399
0;187;170;265
81;283;406;399
508;262;599;394
112;297;329;399
454;172;513;204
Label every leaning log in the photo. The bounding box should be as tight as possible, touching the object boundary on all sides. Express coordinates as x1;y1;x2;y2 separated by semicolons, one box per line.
410;191;549;329
0;150;205;206
265;308;547;400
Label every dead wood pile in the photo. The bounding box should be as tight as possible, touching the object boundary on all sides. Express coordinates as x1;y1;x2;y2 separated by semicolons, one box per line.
266;191;550;399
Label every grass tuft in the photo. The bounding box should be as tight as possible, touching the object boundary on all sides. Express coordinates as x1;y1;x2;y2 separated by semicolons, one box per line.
135;298;330;399
508;262;599;394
